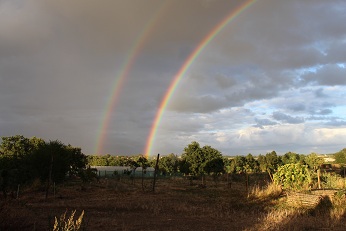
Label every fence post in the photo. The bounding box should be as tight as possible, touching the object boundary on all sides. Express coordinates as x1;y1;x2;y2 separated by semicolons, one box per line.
16;184;20;199
152;154;160;192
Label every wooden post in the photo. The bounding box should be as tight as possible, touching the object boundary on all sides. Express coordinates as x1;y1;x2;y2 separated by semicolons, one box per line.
53;182;56;197
142;165;144;191
46;154;53;200
152;154;160;192
245;172;249;196
228;173;232;189
16;184;20;199
317;169;321;189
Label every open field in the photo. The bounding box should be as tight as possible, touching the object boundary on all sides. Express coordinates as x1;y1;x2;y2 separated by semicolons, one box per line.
1;175;346;231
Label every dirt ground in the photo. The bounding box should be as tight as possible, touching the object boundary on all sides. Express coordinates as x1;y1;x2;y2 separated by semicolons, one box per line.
1;176;346;231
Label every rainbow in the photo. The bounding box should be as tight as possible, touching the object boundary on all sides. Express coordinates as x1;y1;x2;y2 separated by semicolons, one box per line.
144;0;257;157
95;1;170;155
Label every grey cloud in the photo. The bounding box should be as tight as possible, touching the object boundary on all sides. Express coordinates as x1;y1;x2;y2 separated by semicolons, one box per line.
325;120;346;126
253;118;277;129
215;74;237;89
302;64;346;86
272;112;305;124
315;109;333;115
1;0;346;156
169;94;227;113
287;103;306;112
315;88;328;98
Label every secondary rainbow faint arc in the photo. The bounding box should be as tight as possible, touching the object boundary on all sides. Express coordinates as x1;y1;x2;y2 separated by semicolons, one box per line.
95;1;170;155
144;0;257;157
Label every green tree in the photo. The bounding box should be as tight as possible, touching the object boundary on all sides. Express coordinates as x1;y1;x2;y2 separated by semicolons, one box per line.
178;158;190;175
257;154;267;172
182;141;223;185
158;153;179;175
182;141;204;176
29;140;87;183
304;153;324;171
87;155;108;166
231;156;247;173
334;148;346;164
0;135;33;157
265;151;281;181
66;145;87;177
0;135;45;186
245;153;259;173
281;152;300;165
202;145;224;175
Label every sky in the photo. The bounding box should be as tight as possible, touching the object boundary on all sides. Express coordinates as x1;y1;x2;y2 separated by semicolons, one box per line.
1;0;346;157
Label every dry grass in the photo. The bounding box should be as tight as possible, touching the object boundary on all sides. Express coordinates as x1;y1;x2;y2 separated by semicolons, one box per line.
1;176;346;230
249;182;282;199
53;210;84;231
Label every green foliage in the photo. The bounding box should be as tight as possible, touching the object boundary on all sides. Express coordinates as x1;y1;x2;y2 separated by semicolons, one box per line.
227;154;260;173
0;135;46;188
273;163;312;191
30;140;88;183
79;167;98;183
158;154;179;175
304;153;324;170
0;135;87;193
0;135;42;157
231;156;246;173
257;154;267;172
182;141;224;177
334;148;346;164
281;152;301;165
265;151;281;174
178;158;191;175
245;153;260;173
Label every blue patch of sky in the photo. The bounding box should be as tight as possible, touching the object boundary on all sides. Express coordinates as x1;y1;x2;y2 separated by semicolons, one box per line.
337;63;345;68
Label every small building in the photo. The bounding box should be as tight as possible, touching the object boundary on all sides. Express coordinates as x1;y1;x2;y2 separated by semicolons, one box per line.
134;167;155;177
91;166;131;177
91;166;155;177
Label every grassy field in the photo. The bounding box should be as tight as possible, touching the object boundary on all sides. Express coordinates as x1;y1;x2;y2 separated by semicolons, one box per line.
1;175;346;231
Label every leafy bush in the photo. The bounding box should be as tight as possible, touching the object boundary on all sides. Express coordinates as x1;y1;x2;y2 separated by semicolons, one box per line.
273;163;311;191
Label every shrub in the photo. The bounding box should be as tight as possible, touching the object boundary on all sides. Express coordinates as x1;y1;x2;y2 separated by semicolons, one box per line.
273;163;311;191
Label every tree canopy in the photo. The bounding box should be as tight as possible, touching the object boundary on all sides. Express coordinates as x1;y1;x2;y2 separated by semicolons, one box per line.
182;141;224;177
0;135;87;194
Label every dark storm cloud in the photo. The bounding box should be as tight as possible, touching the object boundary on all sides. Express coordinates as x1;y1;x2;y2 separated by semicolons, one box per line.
1;0;346;155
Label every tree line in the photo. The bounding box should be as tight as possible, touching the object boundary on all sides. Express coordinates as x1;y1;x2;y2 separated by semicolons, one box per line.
0;135;87;197
87;141;346;179
2;135;346;193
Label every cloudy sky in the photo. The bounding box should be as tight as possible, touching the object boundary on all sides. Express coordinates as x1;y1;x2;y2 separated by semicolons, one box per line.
1;0;346;156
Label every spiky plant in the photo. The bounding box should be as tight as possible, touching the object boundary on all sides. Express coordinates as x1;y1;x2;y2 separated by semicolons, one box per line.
53;210;84;231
